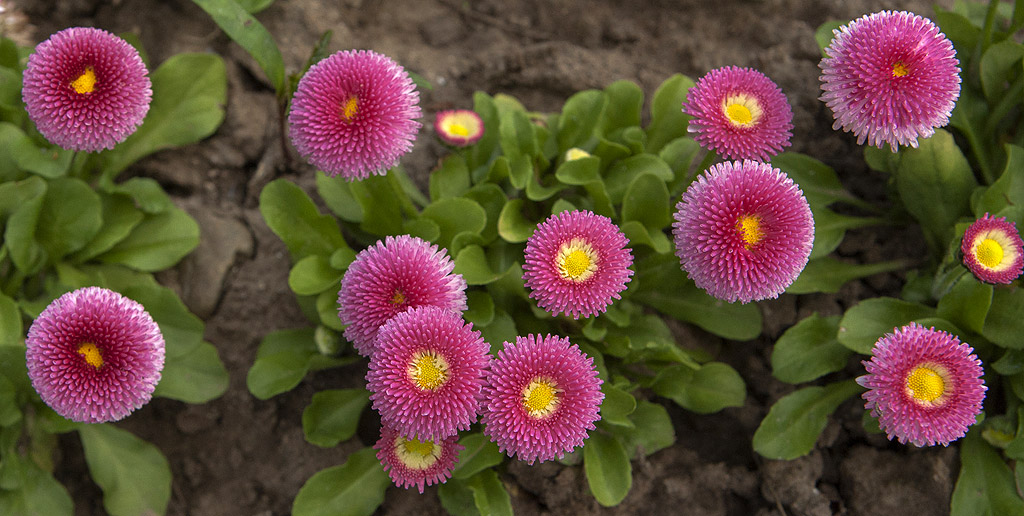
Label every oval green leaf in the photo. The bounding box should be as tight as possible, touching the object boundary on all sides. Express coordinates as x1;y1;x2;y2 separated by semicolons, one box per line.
583;432;632;507
292;448;391;516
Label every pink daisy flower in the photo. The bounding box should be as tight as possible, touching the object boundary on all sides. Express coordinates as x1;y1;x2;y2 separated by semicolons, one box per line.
857;323;986;447
22;27;152;152
482;334;603;464
672;160;814;303
366;305;490;440
682;66;794;161
522;210;634;319
25;287;165;423
819;11;961;150
433;109;484;147
961;213;1024;284
374;423;463;493
338;235;467;356
289;49;422;180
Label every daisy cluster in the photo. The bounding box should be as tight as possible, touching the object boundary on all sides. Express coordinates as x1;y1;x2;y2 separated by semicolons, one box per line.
338;235;603;492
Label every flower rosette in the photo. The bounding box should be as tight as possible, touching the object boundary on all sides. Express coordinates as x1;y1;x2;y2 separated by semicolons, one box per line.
857;323;986;447
25;287;165;423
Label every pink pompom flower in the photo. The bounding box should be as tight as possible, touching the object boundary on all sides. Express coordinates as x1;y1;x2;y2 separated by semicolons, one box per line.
289;49;422;180
961;213;1024;284
672;160;814;303
482;334;603;464
25;287;165;423
682;66;794;161
338;235;467;356
434;109;484;146
366;306;490;441
374;423;463;493
857;323;986;447
819;10;961;150
522;210;634;319
22;27;152;152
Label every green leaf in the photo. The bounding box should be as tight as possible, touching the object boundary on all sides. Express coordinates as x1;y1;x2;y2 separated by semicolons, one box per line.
69;192;145;262
620;220;671;253
621;400;674;457
980;39;1024;101
558;89;606;153
786;257;909;294
464;183;506;244
837;297;935;354
808;207;880;259
79;424;171;516
951;429;1024;516
452;433;504;480
237;0;274;13
937;275;993;334
752;380;862;460
652;362;745;414
191;0;284;93
108;177;174;214
465;469;513;516
467;92;500;172
0;122;72;179
96;206;199;271
289;254;343;296
154;341;229;403
815;20;844;55
645;74;694;153
584;432;632;507
984;287;1024;349
247;329;355;399
497;198;536;243
35;177;102;259
438;478;478;516
0;292;21;348
464;290;495;327
348;174;409;236
260;179;347;261
893;129;977;250
772;313;851;384
302;389;370;448
430;154;471;201
98;53;227;178
0;461;73;516
605;154;673;205
421;197;486;249
292;448;391;516
975;144;1024;215
770;152;858;210
316;172;363;223
600;384;637;428
454;245;502;285
121;282;204;359
2;177;47;274
633;254;761;340
621;173;671;230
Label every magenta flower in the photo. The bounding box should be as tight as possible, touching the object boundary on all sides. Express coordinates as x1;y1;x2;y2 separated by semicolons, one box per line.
482;334;603;464
522;210;633;319
857;323;986;447
289;50;421;180
22;27;151;152
338;235;467;356
819;11;961;150
366;306;490;440
374;423;463;493
434;109;484;147
672;160;814;303
961;213;1024;284
25;287;164;423
682;66;793;161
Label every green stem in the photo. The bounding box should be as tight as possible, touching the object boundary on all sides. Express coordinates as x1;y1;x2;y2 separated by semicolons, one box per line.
980;0;1000;52
985;73;1024;136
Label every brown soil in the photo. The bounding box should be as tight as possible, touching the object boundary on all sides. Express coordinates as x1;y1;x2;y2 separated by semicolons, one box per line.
13;0;957;514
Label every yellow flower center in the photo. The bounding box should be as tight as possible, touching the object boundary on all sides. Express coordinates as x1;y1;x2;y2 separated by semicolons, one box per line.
722;93;762;128
394;435;441;470
905;365;946;405
975;238;1004;269
556;238;598;282
447;123;469;137
736;214;765;249
408;351;449;391
70;66;97;95
341;95;359;122
522;378;561;418
77;342;103;369
892;61;910;77
391;289;407;305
